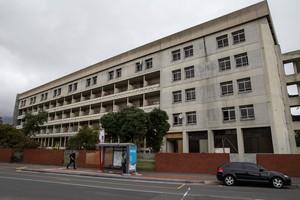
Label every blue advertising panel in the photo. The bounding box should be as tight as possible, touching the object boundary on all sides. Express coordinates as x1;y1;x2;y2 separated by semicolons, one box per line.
129;145;136;172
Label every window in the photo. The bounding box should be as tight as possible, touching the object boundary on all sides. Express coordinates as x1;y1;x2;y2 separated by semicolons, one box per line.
186;111;197;124
173;91;182;103
237;77;252;92
172;69;181;81
136;62;143;72
173;113;183;126
218;57;231;71
214;129;238;153
57;88;61;96
21;100;26;107
185;88;196;101
116;68;122;78
222;107;235;121
92;76;97;85
232;29;245;44
188;131;208;153
185;66;194;79
243;127;273;153
184;46;193;58
235;53;248;67
108;71;114;80
54;88;61;97
30;97;36;104
172;49;181;61
145;58;153;69
68;85;72;93
86;78;91;87
240;105;254;119
40;93;48;101
68;83;77;93
216;34;228;48
73;83;78;91
220;81;233;95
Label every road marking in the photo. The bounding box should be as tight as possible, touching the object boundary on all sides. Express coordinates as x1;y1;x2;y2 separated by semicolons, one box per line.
0;175;168;195
2;172;180;190
16;166;27;170
0;175;263;200
181;187;190;200
177;184;185;189
17;170;183;189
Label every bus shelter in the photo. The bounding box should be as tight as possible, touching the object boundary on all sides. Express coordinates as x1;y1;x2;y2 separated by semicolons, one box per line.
97;143;137;174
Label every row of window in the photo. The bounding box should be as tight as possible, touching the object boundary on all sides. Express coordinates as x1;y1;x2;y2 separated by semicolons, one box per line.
173;88;195;103
172;77;252;103
40;92;48;101
219;52;249;71
22;76;252;108
171;52;249;83
86;76;98;87
171;29;245;63
108;58;154;81
222;105;254;121
172;45;193;61
136;58;153;72
172;66;195;81
216;29;245;48
221;77;252;95
108;68;122;80
172;104;254;126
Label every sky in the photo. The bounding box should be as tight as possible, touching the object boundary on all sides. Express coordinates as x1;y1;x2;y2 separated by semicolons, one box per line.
1;0;300;120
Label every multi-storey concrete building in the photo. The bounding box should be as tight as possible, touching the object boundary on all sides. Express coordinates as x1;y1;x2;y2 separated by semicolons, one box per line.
13;1;300;156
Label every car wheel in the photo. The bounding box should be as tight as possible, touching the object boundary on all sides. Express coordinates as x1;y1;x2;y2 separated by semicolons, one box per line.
271;177;283;188
224;175;235;186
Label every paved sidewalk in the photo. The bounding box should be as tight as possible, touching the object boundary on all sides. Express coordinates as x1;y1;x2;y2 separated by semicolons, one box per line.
11;163;300;187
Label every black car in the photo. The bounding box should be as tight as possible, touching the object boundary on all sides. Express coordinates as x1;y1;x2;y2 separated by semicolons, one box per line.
216;162;291;188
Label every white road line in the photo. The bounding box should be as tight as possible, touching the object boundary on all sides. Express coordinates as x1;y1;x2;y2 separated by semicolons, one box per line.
0;175;265;200
181;187;190;200
0;176;171;195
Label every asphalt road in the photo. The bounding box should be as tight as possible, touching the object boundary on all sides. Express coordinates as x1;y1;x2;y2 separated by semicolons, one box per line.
0;164;300;200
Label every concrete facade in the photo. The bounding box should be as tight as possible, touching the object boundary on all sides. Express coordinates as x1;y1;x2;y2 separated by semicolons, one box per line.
13;1;299;157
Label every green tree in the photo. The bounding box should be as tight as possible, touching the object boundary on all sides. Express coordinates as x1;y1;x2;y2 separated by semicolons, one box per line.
0;124;24;148
99;111;120;142
146;108;170;152
22;111;48;138
100;107;170;151
0;116;3;124
100;107;148;146
66;126;99;150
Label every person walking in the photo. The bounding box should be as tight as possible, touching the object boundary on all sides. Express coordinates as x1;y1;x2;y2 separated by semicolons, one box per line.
121;152;126;173
67;151;76;169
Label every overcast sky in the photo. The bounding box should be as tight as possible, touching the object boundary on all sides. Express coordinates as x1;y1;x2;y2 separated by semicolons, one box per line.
1;0;300;119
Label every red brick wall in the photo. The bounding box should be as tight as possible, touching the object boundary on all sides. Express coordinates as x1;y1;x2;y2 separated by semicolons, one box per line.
155;153;229;174
0;148;13;162
257;154;300;177
23;149;64;166
77;150;100;168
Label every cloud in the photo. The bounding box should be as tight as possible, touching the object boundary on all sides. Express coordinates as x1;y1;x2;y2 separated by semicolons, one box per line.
0;0;299;118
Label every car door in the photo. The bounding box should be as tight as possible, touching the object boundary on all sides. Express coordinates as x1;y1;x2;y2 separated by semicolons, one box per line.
231;163;246;180
243;163;268;182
